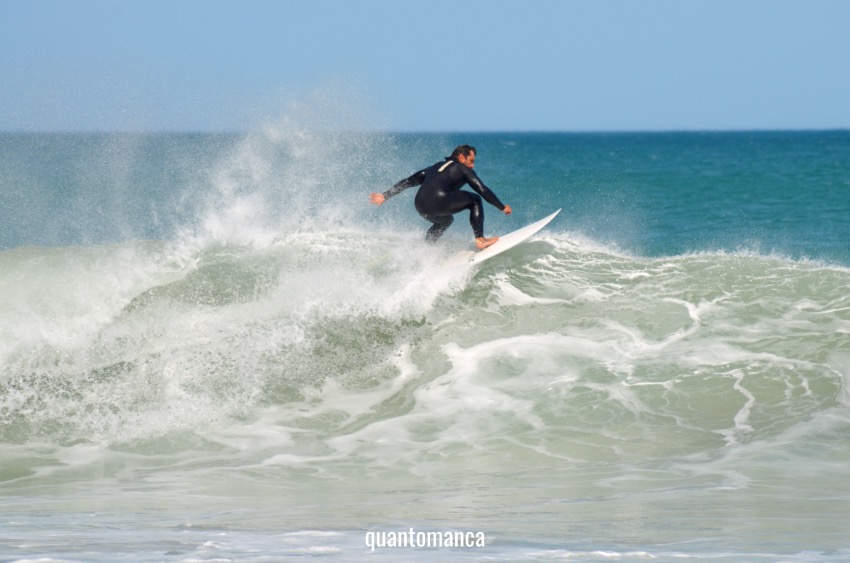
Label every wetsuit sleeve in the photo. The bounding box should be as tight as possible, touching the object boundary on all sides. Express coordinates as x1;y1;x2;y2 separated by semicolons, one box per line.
382;169;426;200
464;168;506;210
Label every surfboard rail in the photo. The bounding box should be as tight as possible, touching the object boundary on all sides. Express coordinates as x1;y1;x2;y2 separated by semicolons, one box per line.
470;208;561;263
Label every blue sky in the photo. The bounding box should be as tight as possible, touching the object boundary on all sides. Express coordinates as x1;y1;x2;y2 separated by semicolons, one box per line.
2;0;849;132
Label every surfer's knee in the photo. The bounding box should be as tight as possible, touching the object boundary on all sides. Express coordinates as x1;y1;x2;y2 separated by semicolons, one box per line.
425;215;453;243
435;215;453;228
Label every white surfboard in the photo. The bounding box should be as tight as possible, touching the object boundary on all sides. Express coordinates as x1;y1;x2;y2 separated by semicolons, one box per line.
451;209;561;265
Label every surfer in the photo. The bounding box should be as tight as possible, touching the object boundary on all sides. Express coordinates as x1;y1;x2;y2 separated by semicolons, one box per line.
370;145;512;249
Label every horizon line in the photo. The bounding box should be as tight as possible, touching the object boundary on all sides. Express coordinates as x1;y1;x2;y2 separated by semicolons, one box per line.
1;127;848;135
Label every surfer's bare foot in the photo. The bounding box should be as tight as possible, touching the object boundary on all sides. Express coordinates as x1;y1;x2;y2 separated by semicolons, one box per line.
476;236;499;250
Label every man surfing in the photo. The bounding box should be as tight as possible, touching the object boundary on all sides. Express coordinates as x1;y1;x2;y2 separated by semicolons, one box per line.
370;144;512;249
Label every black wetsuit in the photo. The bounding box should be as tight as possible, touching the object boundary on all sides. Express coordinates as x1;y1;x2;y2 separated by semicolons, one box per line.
382;158;506;242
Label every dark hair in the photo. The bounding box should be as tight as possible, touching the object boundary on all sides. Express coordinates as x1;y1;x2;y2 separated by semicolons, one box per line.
449;144;476;159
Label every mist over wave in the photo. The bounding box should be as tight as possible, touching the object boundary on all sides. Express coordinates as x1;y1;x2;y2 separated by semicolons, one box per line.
1;108;469;447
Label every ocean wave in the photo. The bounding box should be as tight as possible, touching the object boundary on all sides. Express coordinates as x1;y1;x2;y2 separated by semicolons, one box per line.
1;230;846;460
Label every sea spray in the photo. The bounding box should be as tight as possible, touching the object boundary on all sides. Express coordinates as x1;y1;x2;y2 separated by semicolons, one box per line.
194;89;407;245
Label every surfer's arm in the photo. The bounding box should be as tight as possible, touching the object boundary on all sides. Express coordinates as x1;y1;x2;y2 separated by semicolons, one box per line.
465;169;508;211
380;169;427;201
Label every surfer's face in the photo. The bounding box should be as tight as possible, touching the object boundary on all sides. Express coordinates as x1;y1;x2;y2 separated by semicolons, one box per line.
458;151;476;169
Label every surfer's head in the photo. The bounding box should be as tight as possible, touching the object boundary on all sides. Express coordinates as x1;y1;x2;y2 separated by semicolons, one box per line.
451;144;476;168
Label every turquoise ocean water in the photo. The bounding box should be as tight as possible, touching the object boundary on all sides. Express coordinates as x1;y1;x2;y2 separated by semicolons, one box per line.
1;126;849;562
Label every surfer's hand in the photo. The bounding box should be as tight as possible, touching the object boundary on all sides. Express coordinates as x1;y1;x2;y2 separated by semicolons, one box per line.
370;193;386;205
502;204;512;215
